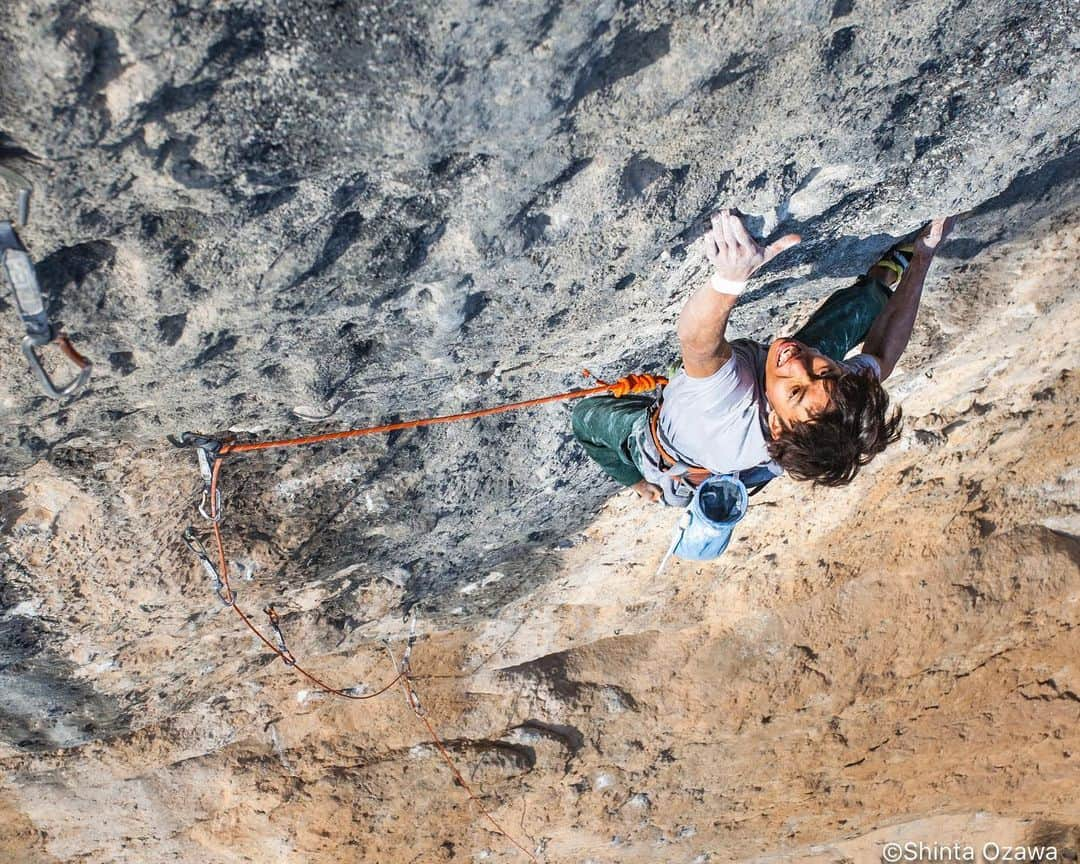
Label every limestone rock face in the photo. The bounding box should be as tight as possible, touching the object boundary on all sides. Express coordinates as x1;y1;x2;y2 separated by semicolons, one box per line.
0;1;1077;862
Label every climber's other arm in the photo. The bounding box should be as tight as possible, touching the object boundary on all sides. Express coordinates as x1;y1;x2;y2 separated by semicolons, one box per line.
861;216;955;380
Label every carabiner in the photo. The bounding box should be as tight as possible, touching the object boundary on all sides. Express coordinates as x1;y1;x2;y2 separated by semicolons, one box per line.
1;168;93;400
21;331;93;400
182;527;235;606
264;605;297;666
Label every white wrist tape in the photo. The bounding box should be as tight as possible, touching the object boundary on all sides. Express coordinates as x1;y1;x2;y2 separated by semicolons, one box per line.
710;273;748;295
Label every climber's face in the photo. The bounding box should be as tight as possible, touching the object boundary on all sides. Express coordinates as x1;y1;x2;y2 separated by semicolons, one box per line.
764;338;842;436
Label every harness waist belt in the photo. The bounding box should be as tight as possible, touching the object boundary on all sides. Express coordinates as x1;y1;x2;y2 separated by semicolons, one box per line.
647;403;713;487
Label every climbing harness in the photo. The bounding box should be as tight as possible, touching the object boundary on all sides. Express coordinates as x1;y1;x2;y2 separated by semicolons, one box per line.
648;400;777;497
0;166;92;399
647;402;713;487
176;370;664;863
646;394;778;568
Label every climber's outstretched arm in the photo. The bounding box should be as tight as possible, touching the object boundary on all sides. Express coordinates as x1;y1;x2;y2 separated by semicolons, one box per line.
678;210;801;378
861;216;955;380
677;274;739;378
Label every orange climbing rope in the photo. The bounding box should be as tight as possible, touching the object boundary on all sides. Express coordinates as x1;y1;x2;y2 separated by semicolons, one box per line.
219;372;665;455
180;371;666;861
205;456;405;699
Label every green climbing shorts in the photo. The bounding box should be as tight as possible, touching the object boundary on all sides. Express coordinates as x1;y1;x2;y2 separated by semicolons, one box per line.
791;274;891;362
571;393;654;487
571;275;892;486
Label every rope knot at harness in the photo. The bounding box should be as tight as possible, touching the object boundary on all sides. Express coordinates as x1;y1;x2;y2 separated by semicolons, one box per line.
606;372;668;397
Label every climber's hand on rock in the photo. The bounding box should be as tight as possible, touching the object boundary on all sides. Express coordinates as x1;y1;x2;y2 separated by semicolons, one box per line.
704;209;801;295
914;216;957;258
632;480;663;504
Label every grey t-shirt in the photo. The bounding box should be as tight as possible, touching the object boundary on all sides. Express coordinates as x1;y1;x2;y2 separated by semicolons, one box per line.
632;339;880;505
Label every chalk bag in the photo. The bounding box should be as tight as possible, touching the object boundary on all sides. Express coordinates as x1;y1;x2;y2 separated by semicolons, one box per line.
672;473;748;561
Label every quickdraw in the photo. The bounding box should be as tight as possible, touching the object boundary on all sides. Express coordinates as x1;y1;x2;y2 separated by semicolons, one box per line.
264;605;297;666
0;166;92;400
181;526;234;606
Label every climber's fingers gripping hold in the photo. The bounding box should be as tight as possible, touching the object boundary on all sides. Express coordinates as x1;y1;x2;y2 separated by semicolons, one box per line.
704;224;721;264
762;231;803;265
707;209;800;295
632;479;664;503
914;215;957;256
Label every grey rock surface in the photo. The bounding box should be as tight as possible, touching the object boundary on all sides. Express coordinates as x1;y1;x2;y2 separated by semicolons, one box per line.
0;0;1077;749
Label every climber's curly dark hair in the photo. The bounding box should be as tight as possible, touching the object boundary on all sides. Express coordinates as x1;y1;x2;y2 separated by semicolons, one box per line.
768;368;903;487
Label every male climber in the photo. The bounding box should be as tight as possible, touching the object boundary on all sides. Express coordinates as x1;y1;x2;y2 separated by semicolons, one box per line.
572;209;955;506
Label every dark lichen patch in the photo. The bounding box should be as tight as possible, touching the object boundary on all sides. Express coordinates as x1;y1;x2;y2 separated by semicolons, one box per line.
824;26;856;69
0;605;127;751
518;212;551;248
156;313;187;345
331;173;369;210
107;351;136;375
189;332;238;368
706;53;758;90
247;185;298;217
0;490;26;536
462;291;490;326
619;154;667;204
831;0;855;19
569;25;671;108
54;20;125;99
292;211;366;288
35;240;116;315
